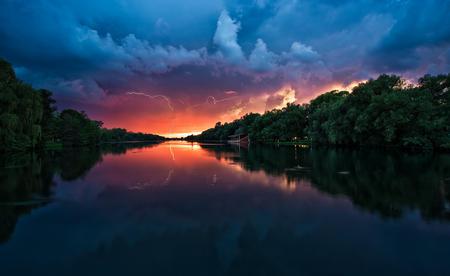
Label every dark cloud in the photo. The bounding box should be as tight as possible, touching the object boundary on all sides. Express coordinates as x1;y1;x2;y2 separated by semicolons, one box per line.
0;0;449;120
368;0;450;73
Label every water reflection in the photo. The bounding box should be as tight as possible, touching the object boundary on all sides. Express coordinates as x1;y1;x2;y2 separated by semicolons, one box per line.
0;142;161;243
0;153;53;243
202;144;450;221
0;142;450;275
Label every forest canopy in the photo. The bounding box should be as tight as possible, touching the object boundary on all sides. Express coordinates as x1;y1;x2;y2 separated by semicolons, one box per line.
0;59;164;152
188;74;450;150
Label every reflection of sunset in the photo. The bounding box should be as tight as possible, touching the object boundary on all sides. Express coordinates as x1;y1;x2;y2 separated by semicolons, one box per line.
78;142;317;194
2;0;449;273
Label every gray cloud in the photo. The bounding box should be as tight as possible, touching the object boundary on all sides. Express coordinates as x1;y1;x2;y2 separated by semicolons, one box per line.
249;39;277;72
213;10;245;63
0;0;448;111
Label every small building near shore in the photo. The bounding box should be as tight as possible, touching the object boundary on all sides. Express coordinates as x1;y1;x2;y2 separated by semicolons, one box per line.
228;133;249;145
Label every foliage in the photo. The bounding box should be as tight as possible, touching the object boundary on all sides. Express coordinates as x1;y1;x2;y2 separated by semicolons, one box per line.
0;59;43;150
0;58;163;152
191;74;450;150
189;104;308;143
101;128;164;142
58;109;103;147
307;74;450;150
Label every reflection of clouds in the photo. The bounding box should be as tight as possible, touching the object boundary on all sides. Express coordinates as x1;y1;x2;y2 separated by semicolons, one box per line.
55;176;106;203
215;223;241;268
7;142;450;274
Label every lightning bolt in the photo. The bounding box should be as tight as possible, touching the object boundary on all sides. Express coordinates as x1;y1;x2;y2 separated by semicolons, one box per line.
125;91;174;111
207;95;237;104
163;169;174;185
169;144;175;161
188;95;239;109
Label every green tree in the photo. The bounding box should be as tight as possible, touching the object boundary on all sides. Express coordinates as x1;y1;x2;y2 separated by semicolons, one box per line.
58;109;102;147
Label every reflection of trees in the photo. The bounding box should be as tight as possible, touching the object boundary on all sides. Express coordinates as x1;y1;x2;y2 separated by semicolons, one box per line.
306;149;450;220
52;147;103;181
0;142;163;243
0;153;54;243
202;144;450;221
202;144;298;176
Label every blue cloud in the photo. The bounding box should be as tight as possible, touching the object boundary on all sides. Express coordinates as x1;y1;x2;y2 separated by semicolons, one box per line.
0;0;449;108
368;0;450;72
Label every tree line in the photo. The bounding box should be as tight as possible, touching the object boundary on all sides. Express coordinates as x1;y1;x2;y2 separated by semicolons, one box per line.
0;59;164;152
188;74;450;150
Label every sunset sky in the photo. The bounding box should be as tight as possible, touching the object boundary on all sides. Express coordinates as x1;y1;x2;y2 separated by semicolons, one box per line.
1;0;449;137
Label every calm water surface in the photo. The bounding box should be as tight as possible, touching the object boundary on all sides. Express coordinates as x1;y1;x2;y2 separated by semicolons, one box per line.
1;141;450;275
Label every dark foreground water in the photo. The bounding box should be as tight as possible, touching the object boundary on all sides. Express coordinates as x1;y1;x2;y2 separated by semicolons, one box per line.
1;141;450;275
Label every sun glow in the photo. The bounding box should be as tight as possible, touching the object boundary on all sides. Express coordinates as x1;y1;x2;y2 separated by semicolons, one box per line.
162;131;202;138
326;80;363;93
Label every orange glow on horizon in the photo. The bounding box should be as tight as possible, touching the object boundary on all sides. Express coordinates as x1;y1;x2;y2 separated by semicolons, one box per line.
326;80;363;92
91;81;366;136
163;131;203;138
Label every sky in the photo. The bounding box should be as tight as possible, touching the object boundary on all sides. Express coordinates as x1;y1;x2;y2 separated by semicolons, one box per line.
1;0;449;137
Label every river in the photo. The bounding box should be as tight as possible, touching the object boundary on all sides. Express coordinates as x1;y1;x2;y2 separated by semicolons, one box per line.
1;141;450;275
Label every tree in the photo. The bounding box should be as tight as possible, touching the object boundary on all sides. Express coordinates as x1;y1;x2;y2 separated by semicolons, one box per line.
0;59;43;150
58;109;102;147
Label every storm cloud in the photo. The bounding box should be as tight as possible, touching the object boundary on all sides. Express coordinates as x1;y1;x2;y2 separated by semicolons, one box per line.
1;0;449;134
